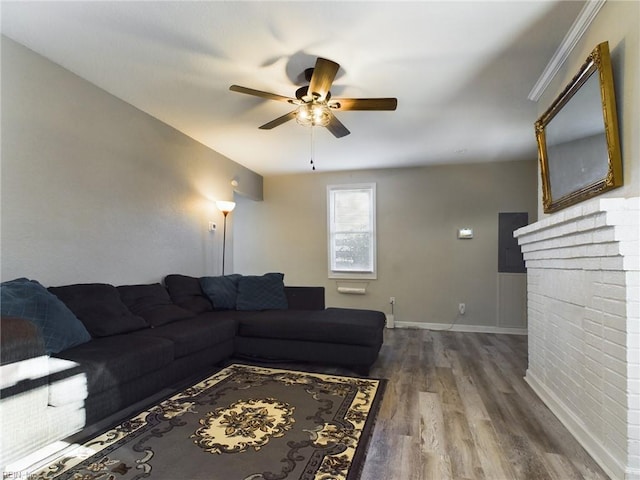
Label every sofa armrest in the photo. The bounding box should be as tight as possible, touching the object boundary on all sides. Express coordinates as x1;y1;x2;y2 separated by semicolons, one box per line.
1;316;46;366
284;287;325;310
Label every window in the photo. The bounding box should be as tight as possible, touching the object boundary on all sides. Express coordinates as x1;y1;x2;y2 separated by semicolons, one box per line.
327;183;376;279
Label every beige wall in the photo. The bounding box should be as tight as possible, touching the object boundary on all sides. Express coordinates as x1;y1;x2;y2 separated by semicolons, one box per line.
0;37;263;286
234;160;537;327
536;0;639;218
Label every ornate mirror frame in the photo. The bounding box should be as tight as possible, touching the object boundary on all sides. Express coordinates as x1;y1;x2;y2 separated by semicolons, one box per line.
535;41;622;213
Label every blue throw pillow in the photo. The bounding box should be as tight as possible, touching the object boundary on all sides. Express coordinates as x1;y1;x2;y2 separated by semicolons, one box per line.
0;278;91;354
236;273;288;311
200;274;241;310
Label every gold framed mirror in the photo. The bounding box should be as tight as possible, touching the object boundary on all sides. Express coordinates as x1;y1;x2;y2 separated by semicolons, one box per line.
535;41;622;213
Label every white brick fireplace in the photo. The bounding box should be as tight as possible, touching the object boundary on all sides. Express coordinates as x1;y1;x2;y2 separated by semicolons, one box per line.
515;197;639;480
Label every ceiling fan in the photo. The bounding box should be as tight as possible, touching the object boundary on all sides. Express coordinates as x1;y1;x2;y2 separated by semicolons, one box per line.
230;57;397;138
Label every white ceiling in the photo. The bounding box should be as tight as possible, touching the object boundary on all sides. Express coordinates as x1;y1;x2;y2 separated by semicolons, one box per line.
1;1;586;176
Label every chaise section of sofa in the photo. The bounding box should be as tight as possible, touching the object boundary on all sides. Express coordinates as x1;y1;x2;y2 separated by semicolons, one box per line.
233;307;385;374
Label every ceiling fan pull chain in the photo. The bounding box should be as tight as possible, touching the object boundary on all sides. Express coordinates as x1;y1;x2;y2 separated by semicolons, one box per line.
310;126;316;171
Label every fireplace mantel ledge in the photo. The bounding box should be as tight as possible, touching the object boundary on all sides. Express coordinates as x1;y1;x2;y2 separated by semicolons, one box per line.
516;196;638;236
514;197;639;271
517;197;639;236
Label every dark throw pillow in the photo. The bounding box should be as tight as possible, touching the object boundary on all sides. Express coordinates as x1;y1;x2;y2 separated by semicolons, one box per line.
164;274;213;314
236;273;288;311
199;274;242;310
48;283;148;337
0;278;91;354
117;283;195;327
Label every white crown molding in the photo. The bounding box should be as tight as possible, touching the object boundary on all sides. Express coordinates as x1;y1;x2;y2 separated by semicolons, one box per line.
528;0;607;102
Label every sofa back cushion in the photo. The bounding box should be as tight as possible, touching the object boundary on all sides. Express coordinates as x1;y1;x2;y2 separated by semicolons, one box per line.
199;274;242;310
0;278;91;354
48;283;148;337
117;283;194;327
236;273;289;311
284;286;326;310
164;274;213;313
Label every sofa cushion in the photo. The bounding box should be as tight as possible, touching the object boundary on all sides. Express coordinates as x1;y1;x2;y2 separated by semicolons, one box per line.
51;334;174;396
1;278;91;354
199;274;241;310
164;274;213;313
131;313;238;358
117;283;194;327
234;308;385;347
48;283;148;337
236;273;288;311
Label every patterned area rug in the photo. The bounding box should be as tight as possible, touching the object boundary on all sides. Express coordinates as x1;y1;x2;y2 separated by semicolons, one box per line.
33;364;385;480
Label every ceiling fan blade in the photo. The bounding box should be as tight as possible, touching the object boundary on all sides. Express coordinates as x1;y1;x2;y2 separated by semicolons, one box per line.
325;112;350;138
259;110;297;130
230;85;296;104
331;98;398;111
308;58;340;101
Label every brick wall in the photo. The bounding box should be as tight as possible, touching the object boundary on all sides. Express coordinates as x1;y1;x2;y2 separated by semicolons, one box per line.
515;197;640;480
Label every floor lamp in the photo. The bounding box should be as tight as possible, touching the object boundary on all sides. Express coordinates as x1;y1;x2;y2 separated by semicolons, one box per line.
216;201;236;275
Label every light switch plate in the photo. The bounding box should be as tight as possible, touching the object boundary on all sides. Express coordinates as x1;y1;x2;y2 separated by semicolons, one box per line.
458;228;473;239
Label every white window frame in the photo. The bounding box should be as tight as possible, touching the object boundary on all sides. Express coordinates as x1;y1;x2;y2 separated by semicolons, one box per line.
327;183;377;279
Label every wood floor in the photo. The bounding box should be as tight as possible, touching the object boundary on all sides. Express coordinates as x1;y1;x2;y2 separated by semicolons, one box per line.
359;328;610;480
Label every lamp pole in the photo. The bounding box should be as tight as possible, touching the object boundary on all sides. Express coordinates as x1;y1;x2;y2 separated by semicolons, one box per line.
216;201;236;275
221;210;229;275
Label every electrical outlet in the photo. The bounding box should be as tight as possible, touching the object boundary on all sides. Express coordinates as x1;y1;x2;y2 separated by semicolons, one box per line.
458;303;466;315
389;296;396;305
208;222;217;232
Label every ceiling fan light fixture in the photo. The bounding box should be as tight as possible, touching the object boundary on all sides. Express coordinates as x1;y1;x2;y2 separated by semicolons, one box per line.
295;103;330;127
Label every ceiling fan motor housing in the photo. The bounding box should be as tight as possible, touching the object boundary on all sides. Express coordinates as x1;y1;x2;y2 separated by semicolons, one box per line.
304;67;315;82
295;85;331;103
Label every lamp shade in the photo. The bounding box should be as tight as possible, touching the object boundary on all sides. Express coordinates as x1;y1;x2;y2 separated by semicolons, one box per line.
216;201;236;214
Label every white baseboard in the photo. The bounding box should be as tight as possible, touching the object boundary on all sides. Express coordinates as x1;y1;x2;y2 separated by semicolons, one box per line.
394;321;527;335
524;371;627;480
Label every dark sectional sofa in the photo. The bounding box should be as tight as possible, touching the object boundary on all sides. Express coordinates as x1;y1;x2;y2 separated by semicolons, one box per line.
0;273;385;469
